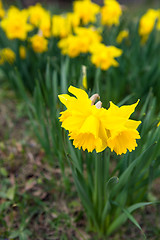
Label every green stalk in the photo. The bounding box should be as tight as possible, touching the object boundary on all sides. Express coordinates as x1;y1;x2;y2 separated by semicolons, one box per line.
94;152;106;234
95;68;101;94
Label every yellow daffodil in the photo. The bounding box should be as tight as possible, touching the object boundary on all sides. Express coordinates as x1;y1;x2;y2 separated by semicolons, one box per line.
58;27;102;58
157;10;160;30
67;12;80;28
73;0;100;25
0;48;15;65
30;34;48;53
1;6;32;40
39;12;51;38
101;0;122;26
28;4;51;37
0;0;5;19
58;35;81;57
59;86;141;154
102;101;141;155
116;30;129;44
139;9;159;43
90;43;122;70
28;3;48;27
52;14;72;38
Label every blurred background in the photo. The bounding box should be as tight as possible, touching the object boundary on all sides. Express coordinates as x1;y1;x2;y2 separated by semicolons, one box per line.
4;0;160;8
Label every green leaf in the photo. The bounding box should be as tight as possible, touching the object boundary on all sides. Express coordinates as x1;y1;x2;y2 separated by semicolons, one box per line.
107;202;153;235
9;230;20;238
67;140;83;174
0;201;11;212
19;229;31;240
0;167;8;177
111;142;156;198
6;186;16;201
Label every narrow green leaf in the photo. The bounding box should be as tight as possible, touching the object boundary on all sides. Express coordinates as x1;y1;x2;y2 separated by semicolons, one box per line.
107;202;153;235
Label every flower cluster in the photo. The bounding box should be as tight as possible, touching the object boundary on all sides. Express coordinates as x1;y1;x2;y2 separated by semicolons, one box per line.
0;0;159;68
59;86;141;155
0;0;124;64
58;27;102;58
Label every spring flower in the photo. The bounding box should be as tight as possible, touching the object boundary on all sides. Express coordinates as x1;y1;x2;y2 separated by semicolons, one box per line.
58;27;102;58
0;0;5;19
39;12;51;38
67;12;80;28
19;46;26;59
59;86;108;152
102;101;141;155
52;13;80;39
157;121;160;127
28;3;47;27
0;48;15;65
116;30;129;44
139;9;159;43
28;4;51;37
52;15;72;38
30;34;48;53
1;6;32;40
157;10;160;30
58;35;80;57
59;86;141;154
73;0;100;25
101;0;122;26
90;43;122;70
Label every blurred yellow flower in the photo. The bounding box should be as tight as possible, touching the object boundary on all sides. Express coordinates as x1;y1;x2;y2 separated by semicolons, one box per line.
73;0;100;25
28;3;48;27
90;43;122;70
139;9;159;43
19;46;26;59
1;6;32;40
101;0;122;26
0;0;5;19
58;35;80;57
52;15;72;38
75;27;102;44
28;4;51;37
67;12;80;28
39;12;51;38
157;121;160;127
0;48;15;65
30;34;48;53
59;86;141;154
58;27;102;58
157;10;160;30
116;30;129;44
